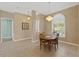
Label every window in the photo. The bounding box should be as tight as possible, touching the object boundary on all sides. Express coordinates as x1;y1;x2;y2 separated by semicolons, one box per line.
52;14;65;37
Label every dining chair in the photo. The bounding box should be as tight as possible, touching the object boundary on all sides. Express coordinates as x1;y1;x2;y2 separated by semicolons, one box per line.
51;33;59;49
40;33;49;49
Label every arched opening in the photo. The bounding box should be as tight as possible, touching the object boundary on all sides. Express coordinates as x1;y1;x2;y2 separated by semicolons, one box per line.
52;14;65;37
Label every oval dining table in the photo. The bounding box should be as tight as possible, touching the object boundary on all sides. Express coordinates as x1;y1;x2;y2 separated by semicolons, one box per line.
44;36;57;50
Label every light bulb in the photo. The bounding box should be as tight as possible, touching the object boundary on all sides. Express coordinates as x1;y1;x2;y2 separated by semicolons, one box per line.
27;17;31;20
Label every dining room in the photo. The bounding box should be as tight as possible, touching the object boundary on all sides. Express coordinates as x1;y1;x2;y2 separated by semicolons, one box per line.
0;2;79;57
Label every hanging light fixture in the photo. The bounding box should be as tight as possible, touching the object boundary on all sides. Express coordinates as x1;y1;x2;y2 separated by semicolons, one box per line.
46;2;53;22
46;15;53;21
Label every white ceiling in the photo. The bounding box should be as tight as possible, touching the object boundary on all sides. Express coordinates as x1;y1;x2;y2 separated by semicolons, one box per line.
0;2;78;15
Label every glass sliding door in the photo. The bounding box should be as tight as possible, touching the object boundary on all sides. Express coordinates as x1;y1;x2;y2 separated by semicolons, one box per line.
1;18;12;42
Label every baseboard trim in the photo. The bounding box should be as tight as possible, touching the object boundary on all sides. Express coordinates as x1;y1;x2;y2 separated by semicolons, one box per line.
13;37;31;42
59;40;79;47
1;37;12;39
32;40;39;43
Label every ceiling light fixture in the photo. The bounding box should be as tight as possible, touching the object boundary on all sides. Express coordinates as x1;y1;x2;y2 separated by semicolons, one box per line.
46;2;53;22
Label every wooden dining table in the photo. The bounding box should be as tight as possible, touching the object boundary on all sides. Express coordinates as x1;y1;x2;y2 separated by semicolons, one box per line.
44;36;57;50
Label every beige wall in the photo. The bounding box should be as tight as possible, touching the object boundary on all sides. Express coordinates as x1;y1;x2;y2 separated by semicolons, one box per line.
78;5;79;43
0;10;13;18
78;4;79;53
44;5;79;45
38;14;45;33
0;12;1;41
61;5;78;44
44;20;52;35
13;12;32;41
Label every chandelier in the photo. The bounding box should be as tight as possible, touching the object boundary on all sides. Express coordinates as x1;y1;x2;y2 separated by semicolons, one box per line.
46;2;53;22
46;15;53;21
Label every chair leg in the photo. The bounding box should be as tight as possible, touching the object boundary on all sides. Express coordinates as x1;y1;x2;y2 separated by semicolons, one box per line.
54;44;56;50
57;41;58;48
56;43;58;48
44;43;46;48
40;43;42;49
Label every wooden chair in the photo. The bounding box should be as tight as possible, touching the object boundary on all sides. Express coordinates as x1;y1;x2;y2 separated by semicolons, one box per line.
51;33;59;49
40;33;48;49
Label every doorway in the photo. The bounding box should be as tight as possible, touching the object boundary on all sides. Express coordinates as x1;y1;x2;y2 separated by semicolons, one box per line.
1;18;13;42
